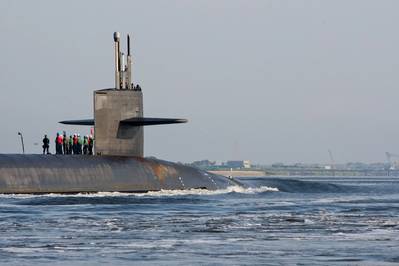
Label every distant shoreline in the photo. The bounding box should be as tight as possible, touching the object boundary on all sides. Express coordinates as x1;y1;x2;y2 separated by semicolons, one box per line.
209;170;266;177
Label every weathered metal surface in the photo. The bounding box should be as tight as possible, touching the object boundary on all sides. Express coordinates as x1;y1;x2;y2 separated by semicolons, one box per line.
94;89;144;157
0;154;242;194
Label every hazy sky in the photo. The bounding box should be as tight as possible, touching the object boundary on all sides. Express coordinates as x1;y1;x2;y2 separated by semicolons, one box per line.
1;0;399;164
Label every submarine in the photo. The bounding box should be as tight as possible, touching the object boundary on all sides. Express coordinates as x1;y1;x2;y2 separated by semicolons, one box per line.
0;32;242;194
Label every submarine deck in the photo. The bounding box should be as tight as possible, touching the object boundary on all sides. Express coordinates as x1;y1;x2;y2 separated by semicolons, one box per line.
0;154;240;194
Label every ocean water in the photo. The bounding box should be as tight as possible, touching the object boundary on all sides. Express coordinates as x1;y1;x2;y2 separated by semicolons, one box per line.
0;176;398;265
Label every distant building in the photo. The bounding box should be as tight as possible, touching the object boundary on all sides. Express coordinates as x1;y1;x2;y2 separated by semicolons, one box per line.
191;160;216;169
225;160;251;169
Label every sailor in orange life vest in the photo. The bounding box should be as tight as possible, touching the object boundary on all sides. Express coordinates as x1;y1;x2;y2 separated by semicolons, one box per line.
55;133;63;154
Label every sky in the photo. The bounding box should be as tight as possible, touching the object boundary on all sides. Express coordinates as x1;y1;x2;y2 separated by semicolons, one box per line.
0;0;399;164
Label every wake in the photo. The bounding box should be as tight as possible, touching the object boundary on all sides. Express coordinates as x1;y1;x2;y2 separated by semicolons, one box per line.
0;185;278;199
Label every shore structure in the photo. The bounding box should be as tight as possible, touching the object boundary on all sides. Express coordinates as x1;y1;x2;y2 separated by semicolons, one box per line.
0;32;242;194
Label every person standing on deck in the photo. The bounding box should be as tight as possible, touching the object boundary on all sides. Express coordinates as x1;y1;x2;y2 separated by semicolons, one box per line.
55;133;61;154
62;132;68;154
68;135;73;154
42;135;50;154
72;134;78;154
83;136;89;155
77;134;83;154
88;135;94;155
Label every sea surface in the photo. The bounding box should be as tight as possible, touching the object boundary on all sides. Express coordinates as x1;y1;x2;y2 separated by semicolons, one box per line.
0;176;398;265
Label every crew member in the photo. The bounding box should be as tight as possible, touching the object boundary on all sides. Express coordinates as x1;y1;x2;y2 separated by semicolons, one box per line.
83;136;89;155
69;135;73;154
73;134;78;154
63;132;68;154
88;135;94;155
55;133;59;154
59;133;63;154
42;135;50;154
77;134;83;154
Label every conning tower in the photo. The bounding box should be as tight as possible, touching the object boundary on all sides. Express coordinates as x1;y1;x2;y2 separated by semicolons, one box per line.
94;33;143;156
60;32;187;157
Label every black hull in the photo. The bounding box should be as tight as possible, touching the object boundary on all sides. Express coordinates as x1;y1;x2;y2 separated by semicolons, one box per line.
0;154;241;194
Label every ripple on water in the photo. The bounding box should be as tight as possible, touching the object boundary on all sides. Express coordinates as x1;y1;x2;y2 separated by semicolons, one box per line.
0;177;398;265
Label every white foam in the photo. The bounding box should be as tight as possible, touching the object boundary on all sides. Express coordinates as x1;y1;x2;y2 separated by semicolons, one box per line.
134;185;279;197
0;186;278;199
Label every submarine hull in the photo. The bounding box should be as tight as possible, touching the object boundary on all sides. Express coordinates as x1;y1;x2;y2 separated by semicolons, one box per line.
0;154;241;194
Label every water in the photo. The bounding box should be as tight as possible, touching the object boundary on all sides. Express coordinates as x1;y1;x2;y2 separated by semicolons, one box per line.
0;176;398;265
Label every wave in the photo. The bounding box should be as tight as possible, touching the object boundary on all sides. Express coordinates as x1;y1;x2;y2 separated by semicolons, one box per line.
238;177;352;193
0;176;360;203
0;185;278;200
141;186;279;196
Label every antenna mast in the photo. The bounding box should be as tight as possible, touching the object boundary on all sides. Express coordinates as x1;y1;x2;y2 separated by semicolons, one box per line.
113;32;133;90
127;34;132;89
114;32;121;89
